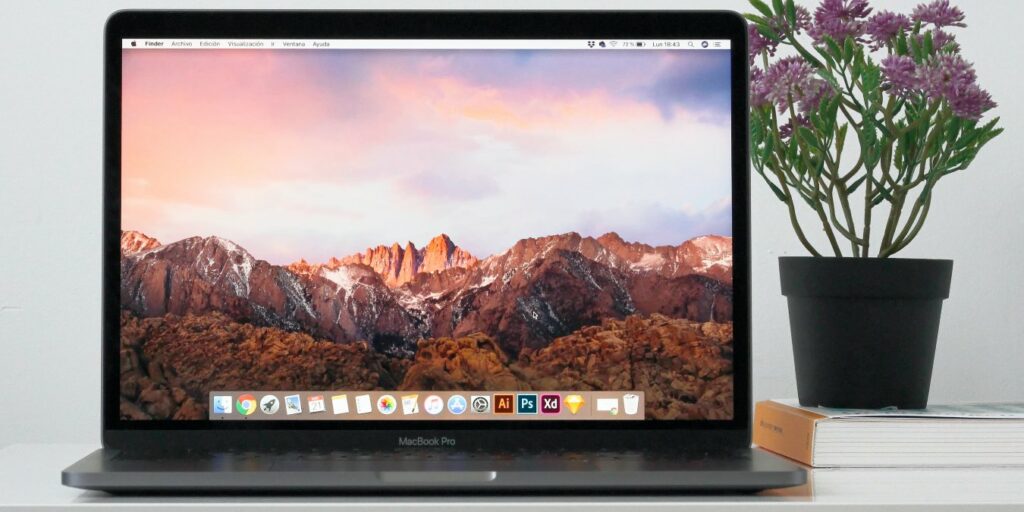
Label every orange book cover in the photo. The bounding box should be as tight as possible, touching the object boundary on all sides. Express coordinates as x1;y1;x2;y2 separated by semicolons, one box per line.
753;400;827;466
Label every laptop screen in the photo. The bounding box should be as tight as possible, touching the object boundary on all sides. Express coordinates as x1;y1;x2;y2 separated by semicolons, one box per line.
119;38;734;423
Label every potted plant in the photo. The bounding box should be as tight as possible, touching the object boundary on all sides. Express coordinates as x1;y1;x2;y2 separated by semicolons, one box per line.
745;0;1002;408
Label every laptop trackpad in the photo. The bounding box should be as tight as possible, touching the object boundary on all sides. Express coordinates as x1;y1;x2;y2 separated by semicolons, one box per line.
377;471;498;483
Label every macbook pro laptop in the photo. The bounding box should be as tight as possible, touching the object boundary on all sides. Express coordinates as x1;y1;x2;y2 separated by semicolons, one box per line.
63;10;805;492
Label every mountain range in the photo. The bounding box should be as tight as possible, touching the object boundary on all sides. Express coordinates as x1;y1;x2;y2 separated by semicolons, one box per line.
120;230;733;356
120;230;161;255
300;234;480;288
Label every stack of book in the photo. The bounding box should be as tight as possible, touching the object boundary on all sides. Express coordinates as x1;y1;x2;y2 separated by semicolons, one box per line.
753;399;1024;467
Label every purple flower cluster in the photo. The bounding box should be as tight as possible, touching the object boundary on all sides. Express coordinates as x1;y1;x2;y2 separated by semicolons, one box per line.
912;0;966;28
808;0;872;43
748;6;812;63
947;85;997;121
750;67;770;108
932;29;957;50
750;0;995;121
865;10;910;50
918;54;975;99
880;55;918;95
769;5;813;34
920;54;995;119
748;25;779;63
881;53;996;120
779;115;812;139
797;0;964;47
752;56;834;115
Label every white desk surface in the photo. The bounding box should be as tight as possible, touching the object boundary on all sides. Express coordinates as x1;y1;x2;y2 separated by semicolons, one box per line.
2;444;1023;510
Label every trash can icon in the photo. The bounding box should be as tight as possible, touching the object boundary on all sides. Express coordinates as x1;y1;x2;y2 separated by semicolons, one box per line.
623;393;640;415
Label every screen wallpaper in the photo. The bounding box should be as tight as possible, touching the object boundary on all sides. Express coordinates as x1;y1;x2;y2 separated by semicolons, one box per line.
118;48;735;421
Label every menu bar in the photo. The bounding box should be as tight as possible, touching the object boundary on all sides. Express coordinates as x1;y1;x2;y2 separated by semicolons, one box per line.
122;39;730;51
210;391;645;421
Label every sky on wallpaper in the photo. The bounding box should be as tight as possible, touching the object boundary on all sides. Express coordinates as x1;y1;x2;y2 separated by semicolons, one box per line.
121;48;732;263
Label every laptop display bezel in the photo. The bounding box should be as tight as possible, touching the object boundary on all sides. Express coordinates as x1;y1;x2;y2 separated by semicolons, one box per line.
103;10;751;451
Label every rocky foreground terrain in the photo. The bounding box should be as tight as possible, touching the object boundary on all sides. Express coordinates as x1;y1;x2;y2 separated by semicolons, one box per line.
120;230;733;357
121;311;732;421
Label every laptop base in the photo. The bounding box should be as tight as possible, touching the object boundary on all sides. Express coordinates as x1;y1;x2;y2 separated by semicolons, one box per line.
63;447;805;493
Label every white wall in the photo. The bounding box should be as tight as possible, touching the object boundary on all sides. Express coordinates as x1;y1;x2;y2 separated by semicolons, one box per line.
1;0;1021;446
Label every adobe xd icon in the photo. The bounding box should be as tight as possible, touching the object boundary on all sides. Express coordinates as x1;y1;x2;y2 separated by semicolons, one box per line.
540;394;561;414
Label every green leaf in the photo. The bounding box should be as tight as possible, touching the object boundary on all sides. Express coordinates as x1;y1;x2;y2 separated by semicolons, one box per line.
871;179;894;205
860;63;882;113
977;116;1000;134
794;43;824;69
944;115;963;142
761;173;789;201
825;37;843;62
847;175;867;194
785;0;797;25
954;127;978;149
896;30;909;56
749;0;775;18
818;47;837;69
814;68;842;91
923;30;934;55
786;135;799;163
892;96;907;115
926;130;943;158
772;0;785;17
880;142;892;171
810;112;826;133
744;13;770;26
981;127;1005;144
843;37;855;63
909;34;923;63
812;153;826;176
862;63;881;92
755;24;781;41
798;126;821;149
860;125;881;170
751;111;766;146
821;99;838;133
829;94;842;118
945;150;972;168
968;123;1003;148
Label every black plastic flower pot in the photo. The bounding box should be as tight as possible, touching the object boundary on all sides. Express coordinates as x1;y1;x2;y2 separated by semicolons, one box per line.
779;256;953;409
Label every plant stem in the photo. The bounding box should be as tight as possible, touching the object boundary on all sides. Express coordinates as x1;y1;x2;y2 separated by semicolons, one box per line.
883;184;929;256
881;192;904;251
788;96;843;257
823;173;864;249
880;188;933;257
878;102;945;255
814;201;844;256
839;155;864;183
773;167;823;257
